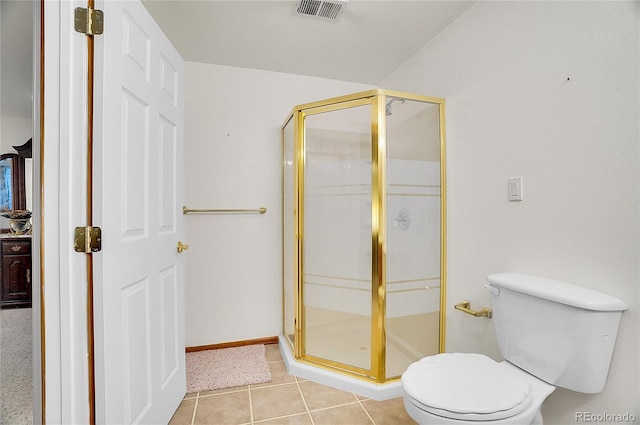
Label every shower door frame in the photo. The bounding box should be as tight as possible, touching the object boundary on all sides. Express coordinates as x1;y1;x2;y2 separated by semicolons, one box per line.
282;89;447;384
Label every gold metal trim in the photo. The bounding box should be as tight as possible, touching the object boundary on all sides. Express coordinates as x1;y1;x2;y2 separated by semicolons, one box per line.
284;89;445;123
298;355;402;385
182;206;266;215
281;122;286;347
301;97;372;117
371;94;386;382
294;108;304;360
439;101;447;354
454;300;492;318
303;354;374;378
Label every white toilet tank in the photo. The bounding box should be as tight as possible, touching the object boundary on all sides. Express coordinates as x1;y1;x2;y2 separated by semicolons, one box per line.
486;273;626;394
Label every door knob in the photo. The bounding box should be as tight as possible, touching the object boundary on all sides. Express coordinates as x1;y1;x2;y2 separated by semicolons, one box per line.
177;241;189;253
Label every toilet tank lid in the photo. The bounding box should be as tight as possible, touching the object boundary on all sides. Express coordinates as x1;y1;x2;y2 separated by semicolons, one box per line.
487;273;627;311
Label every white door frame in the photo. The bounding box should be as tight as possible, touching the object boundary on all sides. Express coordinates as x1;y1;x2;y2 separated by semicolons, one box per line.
32;2;42;422
39;0;91;422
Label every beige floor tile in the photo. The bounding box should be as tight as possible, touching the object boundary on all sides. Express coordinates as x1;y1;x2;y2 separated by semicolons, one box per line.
310;404;374;425
194;391;252;425
361;398;417;425
265;344;283;362
253;361;296;387
255;412;314;425
251;383;307;422
169;398;195;425
298;380;358;411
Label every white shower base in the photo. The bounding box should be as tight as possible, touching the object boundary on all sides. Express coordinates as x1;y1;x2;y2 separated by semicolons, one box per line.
278;335;403;401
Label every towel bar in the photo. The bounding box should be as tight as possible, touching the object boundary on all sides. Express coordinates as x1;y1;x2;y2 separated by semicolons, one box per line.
182;206;267;215
454;300;492;318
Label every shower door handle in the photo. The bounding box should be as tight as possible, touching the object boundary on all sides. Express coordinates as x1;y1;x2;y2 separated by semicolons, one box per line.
177;241;189;253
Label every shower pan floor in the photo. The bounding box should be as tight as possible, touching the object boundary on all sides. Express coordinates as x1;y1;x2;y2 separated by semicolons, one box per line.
304;307;438;379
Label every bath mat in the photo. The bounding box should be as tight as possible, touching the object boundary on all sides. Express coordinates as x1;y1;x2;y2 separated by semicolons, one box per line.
186;344;271;392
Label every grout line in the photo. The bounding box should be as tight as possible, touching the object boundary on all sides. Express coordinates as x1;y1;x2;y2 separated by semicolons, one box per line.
294;376;315;425
250;381;298;391
197;386;250;399
356;397;376;425
190;393;199;425
252;412;312;424
248;385;255;424
307;400;361;413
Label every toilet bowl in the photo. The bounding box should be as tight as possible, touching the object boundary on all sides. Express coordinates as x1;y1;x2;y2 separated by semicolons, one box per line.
402;353;555;425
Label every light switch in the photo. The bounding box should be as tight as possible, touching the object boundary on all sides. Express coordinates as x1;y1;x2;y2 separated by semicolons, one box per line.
509;177;523;201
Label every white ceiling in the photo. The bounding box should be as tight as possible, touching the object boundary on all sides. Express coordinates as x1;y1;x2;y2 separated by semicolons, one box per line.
142;0;474;84
0;1;475;119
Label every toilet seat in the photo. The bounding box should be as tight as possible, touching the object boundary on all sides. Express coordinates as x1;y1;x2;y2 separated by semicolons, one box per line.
402;353;532;421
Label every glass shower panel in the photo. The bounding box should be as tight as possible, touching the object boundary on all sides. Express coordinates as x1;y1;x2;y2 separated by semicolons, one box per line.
384;99;441;379
303;103;372;372
282;117;295;349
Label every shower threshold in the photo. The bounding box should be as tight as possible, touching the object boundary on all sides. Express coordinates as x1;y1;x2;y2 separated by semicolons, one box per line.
278;335;403;401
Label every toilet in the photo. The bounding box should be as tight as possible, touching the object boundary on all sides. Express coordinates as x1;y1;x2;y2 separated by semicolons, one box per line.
401;272;627;425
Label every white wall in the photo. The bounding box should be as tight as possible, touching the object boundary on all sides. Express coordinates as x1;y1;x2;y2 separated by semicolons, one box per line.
381;1;639;423
184;62;373;347
1;115;31;153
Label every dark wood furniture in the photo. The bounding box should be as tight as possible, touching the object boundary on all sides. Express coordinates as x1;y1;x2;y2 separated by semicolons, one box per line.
1;138;31;234
13;138;33;159
0;236;32;308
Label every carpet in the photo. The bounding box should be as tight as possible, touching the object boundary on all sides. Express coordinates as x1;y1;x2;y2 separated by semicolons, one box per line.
186;344;271;393
1;307;33;425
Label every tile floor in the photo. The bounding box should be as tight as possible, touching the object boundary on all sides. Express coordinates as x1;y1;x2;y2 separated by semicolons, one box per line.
169;344;417;425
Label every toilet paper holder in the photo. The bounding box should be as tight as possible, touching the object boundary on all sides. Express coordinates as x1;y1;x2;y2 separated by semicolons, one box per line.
454;300;493;318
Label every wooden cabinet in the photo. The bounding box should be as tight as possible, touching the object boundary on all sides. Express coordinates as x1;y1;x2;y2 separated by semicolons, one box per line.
0;236;31;308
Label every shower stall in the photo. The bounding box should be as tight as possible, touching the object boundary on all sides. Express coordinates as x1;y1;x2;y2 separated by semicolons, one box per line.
281;89;446;387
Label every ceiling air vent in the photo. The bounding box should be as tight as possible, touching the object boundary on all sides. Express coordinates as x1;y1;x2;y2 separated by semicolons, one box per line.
294;0;349;21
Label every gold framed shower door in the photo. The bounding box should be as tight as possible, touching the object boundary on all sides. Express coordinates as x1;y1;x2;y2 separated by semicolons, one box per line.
282;89;447;384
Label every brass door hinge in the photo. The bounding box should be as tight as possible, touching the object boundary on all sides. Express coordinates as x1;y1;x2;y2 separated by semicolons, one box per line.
74;7;104;36
74;226;102;253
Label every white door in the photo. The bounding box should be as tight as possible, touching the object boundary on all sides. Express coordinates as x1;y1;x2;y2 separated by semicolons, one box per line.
92;1;186;423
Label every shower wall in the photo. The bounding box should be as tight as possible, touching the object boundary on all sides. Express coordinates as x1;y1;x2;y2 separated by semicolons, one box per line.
304;158;371;316
304;158;441;377
303;159;440;316
385;103;442;374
